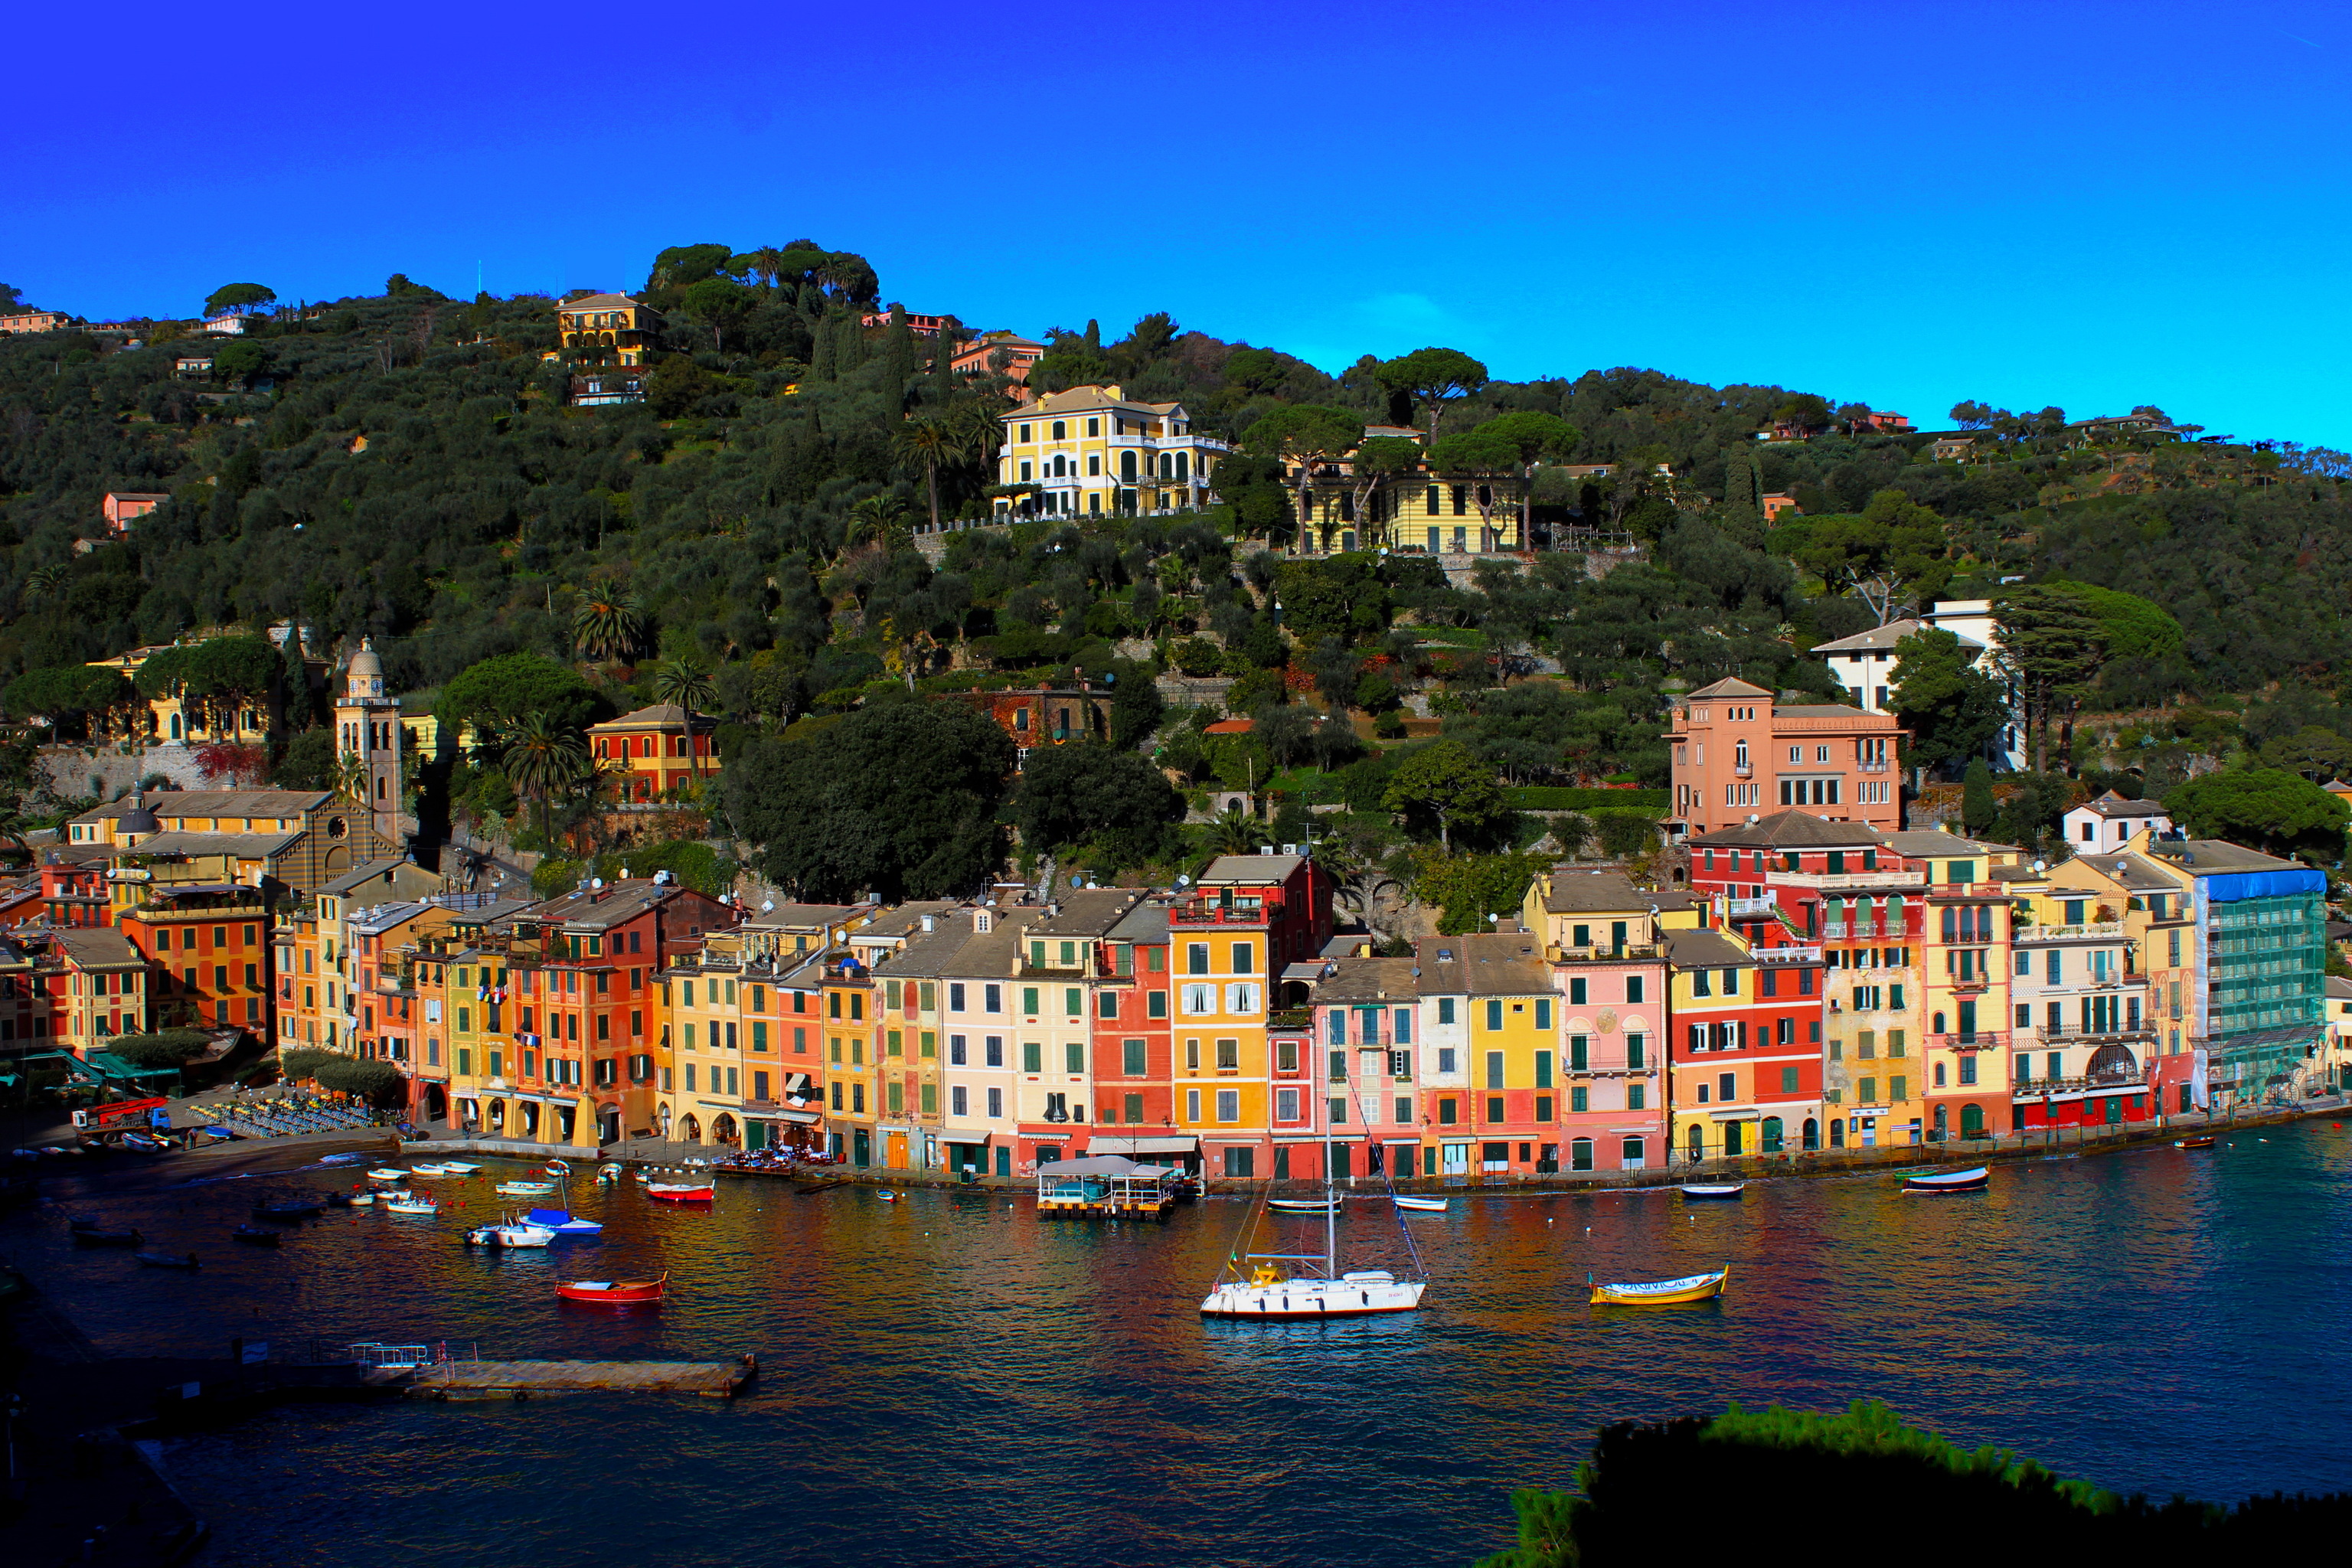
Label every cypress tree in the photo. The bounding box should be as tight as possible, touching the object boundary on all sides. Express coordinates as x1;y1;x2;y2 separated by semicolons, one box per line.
810;312;836;381
1962;756;1997;834
883;305;916;391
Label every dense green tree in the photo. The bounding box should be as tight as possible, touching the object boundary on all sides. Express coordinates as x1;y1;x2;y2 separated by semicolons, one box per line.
1994;586;2107;772
1888;628;2008;777
1416;850;1547;935
2165;768;2350;861
724;700;1013;901
680;277;753;351
3;664;136;737
1375;347;1488;443
1014;742;1182;868
133;635;280;734
437;652;599;745
1245;404;1364;539
204;283;276;317
1962;757;1998;835
1383;739;1507;849
571;591;643;662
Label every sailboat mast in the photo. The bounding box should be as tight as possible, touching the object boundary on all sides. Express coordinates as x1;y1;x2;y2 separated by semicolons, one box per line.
1325;1046;1337;1274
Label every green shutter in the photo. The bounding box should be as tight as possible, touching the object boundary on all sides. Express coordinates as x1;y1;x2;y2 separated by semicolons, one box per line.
1023;1041;1042;1073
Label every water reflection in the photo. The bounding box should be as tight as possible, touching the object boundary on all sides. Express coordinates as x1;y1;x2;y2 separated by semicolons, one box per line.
9;1128;2352;1566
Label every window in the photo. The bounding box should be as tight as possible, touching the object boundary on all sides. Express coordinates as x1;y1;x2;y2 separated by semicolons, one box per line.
1276;1087;1300;1121
1022;1041;1042;1073
1485;1050;1504;1089
1214;1089;1240;1122
1718;1072;1735;1101
1958;1056;1978;1086
1437;1096;1458;1125
1148;991;1168;1019
1569;1034;1588;1071
951;1086;968;1117
1181;983;1214;1014
1781;1066;1798;1093
1230;942;1253;974
1123;1039;1147;1076
1626;1034;1646;1070
987;1087;1003;1118
1223;1146;1254;1178
1569;977;1587;1005
1217;1038;1239;1069
1022;987;1039;1015
985;1036;1004;1067
1439;997;1455;1024
1187;942;1210;975
1570;1086;1588;1112
1535;1050;1554;1088
1485;999;1503;1031
1627;1083;1645;1111
1065;1040;1083;1073
949;982;965;1011
1625;975;1644;1004
1437;1047;1456;1074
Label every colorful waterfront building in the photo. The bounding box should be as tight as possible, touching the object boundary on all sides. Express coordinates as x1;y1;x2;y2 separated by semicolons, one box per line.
1085;899;1187;1171
1520;869;1694;1173
1171;854;1332;1180
1881;828;2024;1143
117;883;273;1038
1665;923;1827;1165
2135;834;2330;1112
1008;890;1146;1170
1666;680;1904;838
2007;856;2164;1132
1295;956;1418;1181
44;927;152;1056
587;704;718;803
932;905;1049;1178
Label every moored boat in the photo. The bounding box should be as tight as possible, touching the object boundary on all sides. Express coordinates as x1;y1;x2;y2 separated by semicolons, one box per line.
231;1225;283;1246
646;1182;715;1202
1903;1166;1990;1194
1393;1196;1449;1213
2175;1135;2216;1150
466;1220;557;1248
496;1180;558;1197
438;1161;482;1173
544;1161;572;1177
1268;1197;1344;1214
348;1191;377;1206
136;1250;200;1269
557;1272;666;1304
251;1199;323;1221
524;1208;603;1234
74;1228;143;1247
384;1195;440;1216
1589;1266;1730;1306
407;1164;452;1177
1680;1182;1747;1200
366;1168;408;1181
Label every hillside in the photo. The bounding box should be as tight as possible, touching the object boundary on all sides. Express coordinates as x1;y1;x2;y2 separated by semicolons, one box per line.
2;242;2350;900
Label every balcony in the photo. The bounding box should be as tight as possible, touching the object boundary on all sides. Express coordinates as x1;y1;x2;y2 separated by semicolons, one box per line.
1546;942;1663;962
1928;1031;2009;1051
1752;945;1822;965
2017;1019;2158;1043
1266;1008;1312;1031
1171;899;1270;926
1858;760;1890;773
1733;762;1753;778
1728;897;1778;918
1775;869;1925;890
2015;921;2125;943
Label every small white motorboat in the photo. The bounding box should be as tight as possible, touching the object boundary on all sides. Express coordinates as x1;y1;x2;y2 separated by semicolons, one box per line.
407;1164;452;1177
1393;1196;1449;1213
438;1161;482;1174
347;1191;377;1206
1903;1166;1990;1195
366;1168;408;1181
1679;1182;1747;1200
466;1220;557;1248
496;1180;558;1197
384;1195;439;1216
1268;1197;1344;1214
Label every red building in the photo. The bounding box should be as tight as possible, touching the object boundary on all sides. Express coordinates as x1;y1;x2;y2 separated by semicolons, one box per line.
936;684;1116;760
1085;898;1185;1165
1667;923;1828;1165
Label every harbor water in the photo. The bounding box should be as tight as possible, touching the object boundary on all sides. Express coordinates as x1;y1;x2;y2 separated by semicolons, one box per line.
11;1122;2352;1566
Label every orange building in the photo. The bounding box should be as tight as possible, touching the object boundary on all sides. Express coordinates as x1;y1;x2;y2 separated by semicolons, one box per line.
952;332;1044;385
589;704;717;802
936;684;1115;760
118;883;273;1037
103;492;168;534
1667;678;1903;838
556;293;659;365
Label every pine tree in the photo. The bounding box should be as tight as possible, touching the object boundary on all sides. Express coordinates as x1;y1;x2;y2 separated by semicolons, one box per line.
810;312;836;381
882;305;916;392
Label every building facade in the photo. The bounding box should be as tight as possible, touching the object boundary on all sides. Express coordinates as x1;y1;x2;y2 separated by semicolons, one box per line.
1667;679;1903;838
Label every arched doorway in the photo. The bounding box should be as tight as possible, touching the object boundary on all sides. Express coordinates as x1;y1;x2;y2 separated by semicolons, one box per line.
1761;1116;1784;1154
488;1098;506;1132
425;1083;447;1122
1932;1105;1949;1140
596;1106;619;1145
1959;1102;1986;1138
521;1102;541;1138
1828;1118;1844;1148
711;1114;738;1147
1686;1124;1704;1163
658;1103;673;1138
1802;1117;1820;1151
680;1113;702;1144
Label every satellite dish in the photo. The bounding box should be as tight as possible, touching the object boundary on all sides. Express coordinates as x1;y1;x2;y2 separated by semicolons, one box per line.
762;898;775;912
590;877;603;889
1178;875;1191;887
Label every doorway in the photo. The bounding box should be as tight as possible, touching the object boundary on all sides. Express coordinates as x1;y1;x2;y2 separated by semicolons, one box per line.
886;1131;909;1168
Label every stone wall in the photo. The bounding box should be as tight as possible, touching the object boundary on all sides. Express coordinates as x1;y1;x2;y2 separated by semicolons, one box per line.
34;743;214;802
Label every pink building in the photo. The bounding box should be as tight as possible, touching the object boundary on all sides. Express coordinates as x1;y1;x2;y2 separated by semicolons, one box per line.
858;310;956;338
1518;870;1691;1172
952;332;1044;386
103;492;169;534
0;312;67;335
1668;678;1903;838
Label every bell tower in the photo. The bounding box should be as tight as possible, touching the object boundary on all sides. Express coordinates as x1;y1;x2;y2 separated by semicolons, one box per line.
334;638;404;842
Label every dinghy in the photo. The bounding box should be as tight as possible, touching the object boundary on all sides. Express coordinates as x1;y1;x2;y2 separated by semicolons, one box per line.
495;1180;558;1197
466;1220;557;1248
366;1168;408;1181
556;1272;665;1304
437;1161;482;1174
1393;1196;1449;1212
1679;1182;1747;1200
1903;1166;1989;1194
1589;1266;1730;1306
136;1251;201;1269
384;1194;440;1216
646;1182;715;1202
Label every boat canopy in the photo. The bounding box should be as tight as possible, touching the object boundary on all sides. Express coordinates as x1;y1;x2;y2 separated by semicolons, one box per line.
1086;1135;1198;1156
1034;1155;1174;1178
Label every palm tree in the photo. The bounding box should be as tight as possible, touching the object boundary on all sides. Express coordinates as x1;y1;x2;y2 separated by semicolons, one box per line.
653;661;717;784
503;710;590;840
331;750;371;806
23;562;66;605
1200;806;1263;858
846;495;911;553
744;245;787;291
572;591;643;663
892;417;957;534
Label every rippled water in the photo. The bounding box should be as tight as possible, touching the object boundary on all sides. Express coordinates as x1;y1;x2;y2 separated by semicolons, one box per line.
11;1122;2352;1566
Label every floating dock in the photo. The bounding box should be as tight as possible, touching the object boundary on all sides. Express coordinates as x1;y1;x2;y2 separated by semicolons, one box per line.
374;1355;756;1400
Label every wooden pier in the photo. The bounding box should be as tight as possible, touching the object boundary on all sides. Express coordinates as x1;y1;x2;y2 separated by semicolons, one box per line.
374;1354;756;1400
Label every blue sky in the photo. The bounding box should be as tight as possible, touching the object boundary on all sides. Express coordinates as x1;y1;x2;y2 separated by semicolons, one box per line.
14;2;2350;444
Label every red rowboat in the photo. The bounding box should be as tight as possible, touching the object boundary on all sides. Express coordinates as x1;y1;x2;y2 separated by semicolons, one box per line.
556;1272;666;1304
645;1182;715;1202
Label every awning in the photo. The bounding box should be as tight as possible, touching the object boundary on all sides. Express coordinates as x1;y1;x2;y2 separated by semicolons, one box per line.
1705;1108;1758;1121
760;1108;822;1125
785;1073;811;1093
1086;1135;1198;1155
1282;962;1326;982
941;1129;994;1145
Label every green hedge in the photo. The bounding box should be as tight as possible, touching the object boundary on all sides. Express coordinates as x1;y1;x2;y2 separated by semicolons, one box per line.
1509;786;1668;812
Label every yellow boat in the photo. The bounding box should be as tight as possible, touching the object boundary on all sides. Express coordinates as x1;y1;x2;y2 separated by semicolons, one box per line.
1589;1266;1729;1306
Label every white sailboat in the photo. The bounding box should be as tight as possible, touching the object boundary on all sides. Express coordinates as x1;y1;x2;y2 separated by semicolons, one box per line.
1200;1083;1427;1320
